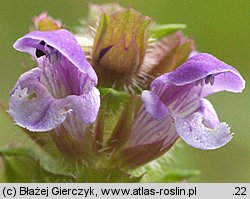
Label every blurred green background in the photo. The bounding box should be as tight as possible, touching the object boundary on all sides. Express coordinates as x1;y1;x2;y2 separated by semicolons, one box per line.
0;0;249;182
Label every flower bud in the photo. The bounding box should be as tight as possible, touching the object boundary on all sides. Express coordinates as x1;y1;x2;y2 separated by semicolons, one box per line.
92;8;151;87
141;31;195;78
33;12;62;31
86;4;123;27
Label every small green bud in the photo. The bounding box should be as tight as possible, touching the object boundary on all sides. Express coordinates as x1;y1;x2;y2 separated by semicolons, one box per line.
92;8;152;87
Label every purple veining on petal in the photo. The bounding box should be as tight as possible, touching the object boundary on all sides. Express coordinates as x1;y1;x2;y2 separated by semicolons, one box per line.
9;67;100;134
9;68;71;131
9;30;100;138
141;53;245;150
125;106;178;149
150;53;245;117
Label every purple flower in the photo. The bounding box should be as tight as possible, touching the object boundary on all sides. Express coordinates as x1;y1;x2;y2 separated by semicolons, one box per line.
9;30;100;139
127;53;245;152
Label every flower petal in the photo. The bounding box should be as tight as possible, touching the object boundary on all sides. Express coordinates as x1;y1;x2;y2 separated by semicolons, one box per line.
126;106;178;150
141;90;170;120
37;55;94;99
121;106;178;166
152;53;245;97
9;68;71;131
141;53;245;150
175;112;232;150
66;87;100;125
197;99;219;129
148;53;245;119
175;98;231;150
13;29;97;84
9;68;100;133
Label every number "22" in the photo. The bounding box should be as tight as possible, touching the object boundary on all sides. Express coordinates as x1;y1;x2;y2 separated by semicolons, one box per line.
234;187;246;196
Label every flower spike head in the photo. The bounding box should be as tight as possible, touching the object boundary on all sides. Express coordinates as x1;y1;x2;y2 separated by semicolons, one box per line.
33;12;63;31
92;7;152;87
141;53;245;150
9;30;100;139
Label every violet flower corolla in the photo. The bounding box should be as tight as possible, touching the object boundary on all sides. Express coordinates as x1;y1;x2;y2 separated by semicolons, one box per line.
125;53;245;156
9;30;100;139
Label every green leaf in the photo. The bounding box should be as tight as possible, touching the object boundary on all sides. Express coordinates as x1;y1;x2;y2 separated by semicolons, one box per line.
79;166;142;183
150;24;186;40
130;147;200;182
0;146;75;182
99;87;130;111
106;97;136;151
97;87;131;144
2;155;75;182
99;87;129;98
150;168;200;183
2;156;36;182
0;147;30;157
32;162;75;182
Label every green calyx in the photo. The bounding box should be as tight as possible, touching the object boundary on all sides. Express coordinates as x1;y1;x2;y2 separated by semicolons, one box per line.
92;7;152;87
